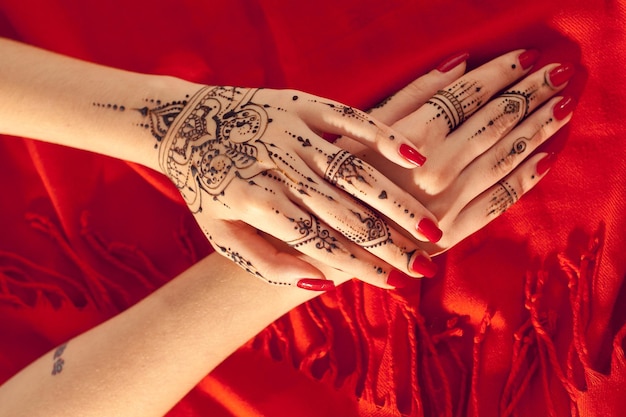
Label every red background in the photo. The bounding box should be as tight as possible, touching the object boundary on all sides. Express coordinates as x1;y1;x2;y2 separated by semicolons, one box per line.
0;1;624;416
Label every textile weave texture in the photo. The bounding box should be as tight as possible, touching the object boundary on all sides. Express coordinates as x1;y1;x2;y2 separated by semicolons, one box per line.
0;1;624;416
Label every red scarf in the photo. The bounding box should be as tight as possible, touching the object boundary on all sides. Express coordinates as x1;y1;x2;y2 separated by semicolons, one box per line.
1;1;624;415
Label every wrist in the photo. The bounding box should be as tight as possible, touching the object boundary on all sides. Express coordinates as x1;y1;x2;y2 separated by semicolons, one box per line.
113;74;204;172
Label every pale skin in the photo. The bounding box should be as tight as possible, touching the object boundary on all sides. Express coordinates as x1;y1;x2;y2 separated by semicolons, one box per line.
0;37;442;292
0;38;575;416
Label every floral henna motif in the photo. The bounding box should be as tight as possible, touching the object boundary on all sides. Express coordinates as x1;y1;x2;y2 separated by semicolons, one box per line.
286;215;339;253
146;86;399;277
158;86;273;212
331;207;390;248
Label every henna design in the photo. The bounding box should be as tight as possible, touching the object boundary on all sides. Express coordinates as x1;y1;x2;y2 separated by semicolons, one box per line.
51;343;67;376
370;94;394;112
330;207;390;248
467;86;539;141
495;136;528;168
218;244;263;277
203;227;295;285
310;99;373;124
499;89;534;118
286;214;339;253
427;80;486;131
147;87;402;276
157;87;274;212
92;102;125;111
136;98;188;142
510;137;527;154
487;180;519;216
324;150;373;188
93;97;190;146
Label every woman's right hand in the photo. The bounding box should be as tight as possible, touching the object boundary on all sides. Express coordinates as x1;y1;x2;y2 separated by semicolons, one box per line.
152;86;444;290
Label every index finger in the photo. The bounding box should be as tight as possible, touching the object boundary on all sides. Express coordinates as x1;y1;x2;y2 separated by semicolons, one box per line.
397;49;541;142
297;137;443;244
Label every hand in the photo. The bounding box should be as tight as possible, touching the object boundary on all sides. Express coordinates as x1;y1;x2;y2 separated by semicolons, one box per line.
338;49;575;260
154;86;444;290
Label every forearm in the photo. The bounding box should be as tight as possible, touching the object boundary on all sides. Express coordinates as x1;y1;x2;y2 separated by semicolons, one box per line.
0;253;321;417
0;37;199;171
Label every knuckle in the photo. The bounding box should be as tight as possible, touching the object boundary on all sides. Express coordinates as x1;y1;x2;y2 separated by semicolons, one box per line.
487;101;521;135
492;146;518;175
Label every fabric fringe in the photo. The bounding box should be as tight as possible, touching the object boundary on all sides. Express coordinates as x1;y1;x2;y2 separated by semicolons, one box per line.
251;284;466;416
252;223;623;416
0;210;193;313
498;222;626;417
4;207;621;416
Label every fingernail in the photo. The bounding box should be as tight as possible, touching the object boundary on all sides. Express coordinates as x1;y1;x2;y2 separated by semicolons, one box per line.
436;51;470;73
386;269;414;288
411;254;438;278
416;218;443;243
548;63;575;87
536;153;557;176
553;96;576;121
518;49;540;70
399;144;426;166
297;278;336;291
321;132;341;142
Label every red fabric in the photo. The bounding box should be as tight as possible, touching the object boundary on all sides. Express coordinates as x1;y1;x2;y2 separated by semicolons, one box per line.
0;1;625;416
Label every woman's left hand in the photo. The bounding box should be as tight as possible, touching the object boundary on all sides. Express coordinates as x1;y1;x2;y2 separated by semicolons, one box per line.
337;49;575;260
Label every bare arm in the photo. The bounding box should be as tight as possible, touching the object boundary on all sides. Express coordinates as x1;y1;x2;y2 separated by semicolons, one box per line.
0;37;194;171
0;42;575;416
0;253;323;417
0;37;441;289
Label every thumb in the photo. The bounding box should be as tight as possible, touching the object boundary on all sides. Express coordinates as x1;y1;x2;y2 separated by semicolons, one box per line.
206;220;335;291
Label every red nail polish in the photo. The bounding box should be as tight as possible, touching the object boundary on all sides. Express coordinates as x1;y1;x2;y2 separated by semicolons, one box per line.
536;153;557;176
553;96;576;121
518;49;540;70
411;254;438;278
399;144;426;166
416;218;443;243
548;63;575;87
386;269;414;288
321;132;341;142
436;51;470;73
297;278;336;291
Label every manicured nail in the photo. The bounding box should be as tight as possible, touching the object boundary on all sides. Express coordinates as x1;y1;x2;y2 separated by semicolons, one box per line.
399;144;426;166
548;63;575;87
411;254;438;278
416;218;443;243
518;49;540;70
536;153;557;176
436;51;470;73
386;269;414;288
297;278;336;291
321;132;341;142
553;96;576;121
